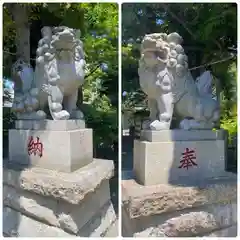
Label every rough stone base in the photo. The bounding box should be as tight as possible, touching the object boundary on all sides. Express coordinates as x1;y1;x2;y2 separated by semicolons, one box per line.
203;225;237;237
3;159;118;237
122;172;237;237
9;128;93;172
134;129;229;185
3;207;72;237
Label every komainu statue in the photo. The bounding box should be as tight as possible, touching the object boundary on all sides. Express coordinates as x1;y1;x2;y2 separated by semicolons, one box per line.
138;32;220;130
11;26;86;120
11;59;46;120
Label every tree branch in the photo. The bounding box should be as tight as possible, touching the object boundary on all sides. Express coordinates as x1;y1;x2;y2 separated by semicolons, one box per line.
85;64;101;79
162;3;196;40
76;64;101;107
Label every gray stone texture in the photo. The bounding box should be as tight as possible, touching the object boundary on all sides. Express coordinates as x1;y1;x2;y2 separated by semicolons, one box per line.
132;203;237;237
134;130;229;185
15;119;86;130
9;128;93;172
149;203;237;237
3;159;114;204
3;180;111;234
3;158;117;237
140;129;226;142
122;175;237;237
122;176;237;219
3;207;73;237
78;201;116;237
3;201;116;237
203;225;237;237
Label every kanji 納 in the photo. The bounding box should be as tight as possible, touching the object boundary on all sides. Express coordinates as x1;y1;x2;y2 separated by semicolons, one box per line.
27;136;43;157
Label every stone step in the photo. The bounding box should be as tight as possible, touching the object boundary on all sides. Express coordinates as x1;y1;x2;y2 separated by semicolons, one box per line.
3;207;73;237
3;159;114;205
3;180;111;234
122;175;237;237
122;174;237;218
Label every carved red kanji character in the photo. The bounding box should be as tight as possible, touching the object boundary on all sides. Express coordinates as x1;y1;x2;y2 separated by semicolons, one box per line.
27;136;43;157
178;148;197;170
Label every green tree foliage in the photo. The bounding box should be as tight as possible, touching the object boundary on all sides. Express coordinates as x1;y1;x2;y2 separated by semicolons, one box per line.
122;3;237;139
3;3;118;149
220;63;237;143
80;3;118;148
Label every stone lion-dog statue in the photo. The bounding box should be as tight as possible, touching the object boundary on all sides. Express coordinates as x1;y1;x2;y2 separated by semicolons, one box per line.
138;32;220;130
11;26;86;120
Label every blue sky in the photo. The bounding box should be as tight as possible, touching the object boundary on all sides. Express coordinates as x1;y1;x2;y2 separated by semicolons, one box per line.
3;78;14;89
156;18;164;25
137;8;164;25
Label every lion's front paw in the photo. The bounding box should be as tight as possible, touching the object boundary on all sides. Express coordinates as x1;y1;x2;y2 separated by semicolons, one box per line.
179;119;191;130
52;110;70;120
150;120;170;130
36;110;47;119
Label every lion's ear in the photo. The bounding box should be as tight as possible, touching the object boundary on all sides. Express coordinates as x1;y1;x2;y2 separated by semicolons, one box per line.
41;26;52;38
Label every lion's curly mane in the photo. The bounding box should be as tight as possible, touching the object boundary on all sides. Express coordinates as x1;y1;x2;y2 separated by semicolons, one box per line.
34;26;85;89
138;32;193;103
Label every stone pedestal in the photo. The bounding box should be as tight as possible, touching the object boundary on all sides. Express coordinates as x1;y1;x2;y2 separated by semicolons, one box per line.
134;129;230;185
9;120;92;172
123;129;237;237
121;174;237;237
5;119;118;237
3;159;117;237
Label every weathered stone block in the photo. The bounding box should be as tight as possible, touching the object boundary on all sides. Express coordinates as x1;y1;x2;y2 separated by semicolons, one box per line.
122;176;237;219
15;119;86;131
3;202;116;237
3;158;117;237
154;204;237;237
133;203;237;237
78;201;116;237
122;176;237;237
3;159;114;204
3;207;73;237
3;185;59;226
134;130;229;185
203;224;237;237
56;180;111;234
140;129;227;142
8;128;93;172
3;180;111;234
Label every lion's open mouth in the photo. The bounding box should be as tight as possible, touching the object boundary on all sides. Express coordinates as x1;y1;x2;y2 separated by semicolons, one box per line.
155;49;168;62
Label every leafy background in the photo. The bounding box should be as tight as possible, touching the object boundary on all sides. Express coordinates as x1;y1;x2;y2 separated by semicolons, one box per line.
3;2;119;212
3;3;118;157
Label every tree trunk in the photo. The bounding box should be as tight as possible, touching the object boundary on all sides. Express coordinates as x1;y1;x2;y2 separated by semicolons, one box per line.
77;86;83;108
10;3;30;63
